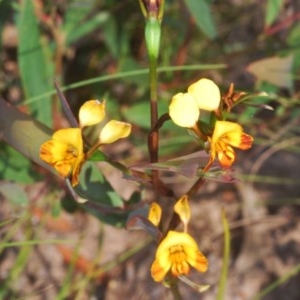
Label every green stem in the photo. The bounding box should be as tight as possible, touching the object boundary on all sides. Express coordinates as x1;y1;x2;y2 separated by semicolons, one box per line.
216;209;231;300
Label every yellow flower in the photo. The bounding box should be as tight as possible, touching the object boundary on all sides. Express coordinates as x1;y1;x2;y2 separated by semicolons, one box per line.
209;120;253;168
99;120;132;144
169;78;221;128
79;99;106;128
169;93;199;127
40;128;84;186
151;231;208;282
187;78;220;111
148;202;162;227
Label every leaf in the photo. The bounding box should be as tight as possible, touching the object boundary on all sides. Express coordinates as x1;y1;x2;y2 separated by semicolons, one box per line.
183;0;217;39
131;151;209;178
63;0;107;46
0;144;38;183
246;55;294;89
0;98;53;172
101;14;119;58
18;0;53;127
265;0;284;27
0;182;28;205
122;101;169;129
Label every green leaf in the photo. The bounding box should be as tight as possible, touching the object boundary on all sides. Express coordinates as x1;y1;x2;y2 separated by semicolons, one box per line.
65;11;109;46
63;0;108;46
183;0;217;39
122;101;169;129
0;182;28;205
18;0;53;127
63;0;93;35
265;0;284;27
0;144;37;183
0;98;53;173
101;14;119;58
87;150;107;162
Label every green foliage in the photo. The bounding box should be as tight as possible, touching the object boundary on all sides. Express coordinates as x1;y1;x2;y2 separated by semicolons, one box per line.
0;144;38;184
18;0;53;127
265;0;284;27
183;0;217;39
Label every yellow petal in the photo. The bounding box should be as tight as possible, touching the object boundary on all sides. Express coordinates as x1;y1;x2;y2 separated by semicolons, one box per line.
40;128;84;186
186;248;209;273
171;256;190;277
174;195;191;231
213;121;253;150
148;202;162;227
40;140;69;164
156;231;198;258
99;120;132;144
212;121;242;144
217;145;235;168
52;128;83;151
169;92;199;128
188;78;220;111
79;99;106;128
151;250;172;282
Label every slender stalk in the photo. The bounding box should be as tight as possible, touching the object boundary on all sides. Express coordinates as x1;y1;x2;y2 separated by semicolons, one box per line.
186;176;206;198
170;283;182;300
216;209;231;300
148;56;159;163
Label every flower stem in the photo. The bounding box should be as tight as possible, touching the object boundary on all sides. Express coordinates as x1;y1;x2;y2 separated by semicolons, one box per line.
170;282;182;300
148;55;159;163
144;16;162;188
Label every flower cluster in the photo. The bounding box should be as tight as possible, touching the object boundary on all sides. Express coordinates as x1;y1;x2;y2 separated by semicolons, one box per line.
168;78;253;170
40;100;132;186
148;196;208;282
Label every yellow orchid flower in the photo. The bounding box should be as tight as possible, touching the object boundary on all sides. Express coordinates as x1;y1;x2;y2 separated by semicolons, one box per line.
187;78;220;111
79;99;106;128
169;78;221;128
99;120;132;144
39;128;85;186
208;120;253;168
148;202;162;227
169;92;199;127
151;231;208;282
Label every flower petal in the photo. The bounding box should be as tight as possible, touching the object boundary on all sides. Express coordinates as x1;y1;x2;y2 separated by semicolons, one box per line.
169;92;199;128
52;128;83;152
151;250;172;282
217;144;236;167
186;248;209;273
99;120;132;144
148;202;162;227
156;231;198;258
174;195;191;230
40;128;84;186
212;121;253;150
79;100;106;128
40;140;69;164
188;78;220;111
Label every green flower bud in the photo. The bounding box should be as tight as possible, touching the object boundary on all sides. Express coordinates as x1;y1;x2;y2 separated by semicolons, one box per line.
145;18;161;60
